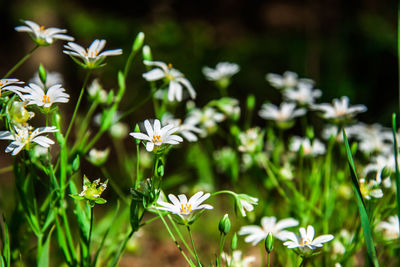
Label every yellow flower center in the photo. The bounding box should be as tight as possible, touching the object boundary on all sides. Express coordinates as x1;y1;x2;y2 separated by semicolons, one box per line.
42;94;51;104
85;48;99;58
180;204;192;214
300;238;311;247
152;134;162;143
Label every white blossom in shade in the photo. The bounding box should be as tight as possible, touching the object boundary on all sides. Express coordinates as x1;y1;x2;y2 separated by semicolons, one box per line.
20;83;69;108
238;127;263;153
88;148;110;166
364;154;394;186
87;79;108;104
209;97;241;120
283;225;334;256
376;216;399;240
15;20;74;46
129;119;183;152
283;82;322;105
289;136;326;156
0;126;58;155
359;178;383;200
311;96;367;121
202;62;240;81
221;250;256;267
266;71;314;90
161;113;204;142
186;107;225;136
30;71;64;90
142;60;196;102
0;79;25;97
63;39;123;69
156;191;213;219
239;216;299;245
236;194;258;217
259;102;306;122
346;123;392;155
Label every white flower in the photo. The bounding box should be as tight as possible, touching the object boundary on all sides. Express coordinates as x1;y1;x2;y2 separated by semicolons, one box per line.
238;127;263;153
239;216;299;245
364;154;394;186
161;113;204;142
346;123;392;155
15;20;74;46
0;126;58;155
0;79;25;97
359;178;383;200
283;225;334;256
88;148;110;166
202;62;240;81
311;96;367;121
63;39;123;69
236;194;258;217
266;71;314;90
259;102;306;122
289;136;326;156
283;82;322;105
30;71;64;90
21;83;69;108
87;79;108;104
376;216;399;240
186;107;225;136
221;250;255;267
142;60;196;102
156;191;213;219
129;119;183;152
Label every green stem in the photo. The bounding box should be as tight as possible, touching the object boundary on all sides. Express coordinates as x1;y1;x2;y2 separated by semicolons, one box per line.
0;165;12;174
299;257;307;267
134;143;140;189
3;45;39;78
87;207;94;267
83;129;106;154
167;215;195;258
217;233;227;267
139;215;161;227
267;252;271;267
65;71;91;143
187;226;201;266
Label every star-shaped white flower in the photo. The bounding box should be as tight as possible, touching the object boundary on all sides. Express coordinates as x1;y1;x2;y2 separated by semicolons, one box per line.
129;119;183;152
376;216;399;240
63;39;123;69
239;216;299;245
221;250;255;267
0;126;58;155
161;113;204;142
21;83;69;108
311;96;367;121
15;20;74;46
202;62;240;81
359;178;383;200
266;71;314;90
289;136;326;156
259;102;306;122
156;191;213;219
283;82;322;105
30;71;64;90
283;225;334;256
0;79;25;97
142;60;196;102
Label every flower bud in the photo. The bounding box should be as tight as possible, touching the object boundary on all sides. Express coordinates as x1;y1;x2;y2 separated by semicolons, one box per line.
246;94;255;111
142;45;152;61
134;124;141;145
72;155;80;171
231;233;238;250
218;214;231;235
38;64;47;86
88;148;110;166
132;32;145;52
265;232;273;253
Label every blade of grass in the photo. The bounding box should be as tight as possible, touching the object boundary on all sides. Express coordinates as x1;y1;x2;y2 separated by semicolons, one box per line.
391;114;400;241
0;215;10;267
343;130;379;267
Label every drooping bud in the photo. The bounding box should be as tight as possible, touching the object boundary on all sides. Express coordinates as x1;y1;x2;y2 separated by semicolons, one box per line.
218;214;231;235
265;232;273;254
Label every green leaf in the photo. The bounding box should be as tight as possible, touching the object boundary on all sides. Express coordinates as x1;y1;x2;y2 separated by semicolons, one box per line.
343;130;379;267
37;226;55;267
0;215;10;267
69;194;85;200
94;198;107;204
55;217;73;265
391;114;400;237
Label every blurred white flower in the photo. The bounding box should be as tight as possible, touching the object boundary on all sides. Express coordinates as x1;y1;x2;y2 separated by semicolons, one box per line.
202;62;240;81
283;82;322;105
88;148;110;166
156;191;213;219
359;178;383;200
346;123;392;155
0;79;25;97
21;83;69;108
364;154;394;186
30;71;63;89
221;250;255;267
142;60;196;102
266;71;314;90
259;102;306;122
311;96;367;121
376;216;399;240
236;194;258;217
15;20;74;46
239;216;299;245
161;113;204;142
129;119;183;152
0;125;58;155
283;225;334;256
289;136;326;156
186;107;225;136
238;127;263;153
87;79;108;104
63;39;122;69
